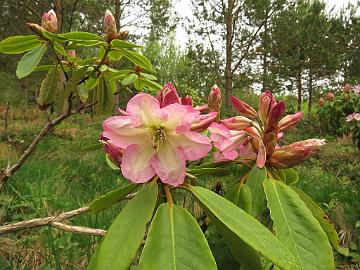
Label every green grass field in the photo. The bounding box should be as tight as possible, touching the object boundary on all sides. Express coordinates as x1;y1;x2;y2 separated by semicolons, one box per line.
0;107;359;269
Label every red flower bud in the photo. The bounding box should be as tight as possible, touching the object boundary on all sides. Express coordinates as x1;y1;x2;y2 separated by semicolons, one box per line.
104;10;117;41
278;112;303;132
208;85;222;113
269;139;325;168
319;97;325;106
67;50;76;57
231;96;257;119
258;90;276;124
41;9;58;33
343;84;352;93
181;95;193;106
327;92;335;101
156;82;180;108
220;116;252;131
100;135;123;166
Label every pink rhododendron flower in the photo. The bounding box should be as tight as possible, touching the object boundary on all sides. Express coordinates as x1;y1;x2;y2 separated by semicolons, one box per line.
278;112;303;132
319;97;325;106
156;82;180;108
346;113;360;122
343;84;352;93
100;135;123;166
354;85;360;95
258;90;276;124
41;9;57;33
181;95;193;106
327;92;335;100
102;93;212;186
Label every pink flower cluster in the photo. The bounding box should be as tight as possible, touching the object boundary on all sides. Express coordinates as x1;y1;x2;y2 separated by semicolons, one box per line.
101;83;219;186
101;86;325;186
346;113;360;122
208;91;324;169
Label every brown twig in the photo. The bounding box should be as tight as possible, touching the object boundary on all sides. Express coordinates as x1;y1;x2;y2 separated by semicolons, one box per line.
0;101;97;190
0;206;105;236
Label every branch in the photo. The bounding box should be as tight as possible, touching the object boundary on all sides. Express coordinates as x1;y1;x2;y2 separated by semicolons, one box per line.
68;0;79;32
0;102;97;190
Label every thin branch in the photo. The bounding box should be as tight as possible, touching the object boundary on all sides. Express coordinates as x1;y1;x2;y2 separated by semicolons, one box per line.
68;0;79;32
0;102;97;190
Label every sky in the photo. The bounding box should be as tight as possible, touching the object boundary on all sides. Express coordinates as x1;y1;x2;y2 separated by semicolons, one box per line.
173;0;359;49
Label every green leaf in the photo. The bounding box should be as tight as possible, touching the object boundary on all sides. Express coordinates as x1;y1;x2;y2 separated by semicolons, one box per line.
43;31;67;42
105;154;119;170
60;32;104;41
140;72;157;80
107;70;132;81
108;50;123;61
188;185;298;270
82;142;102;151
66;40;105;49
121;73;138;86
138;203;217;270
292;187;340;249
96;182;158;270
85;76;99;90
0;35;41;54
34;65;56;72
87;244;100;270
36;67;60;110
16;44;47;79
133;78;145;90
119;49;153;70
263;179;334;270
227;183;252;215
77;83;88;102
111;39;142;49
88;183;138;213
282;168;299;185
246;166;267;217
143;78;162;90
186;168;230;177
53;41;67;56
212;217;262;270
94;75;116;115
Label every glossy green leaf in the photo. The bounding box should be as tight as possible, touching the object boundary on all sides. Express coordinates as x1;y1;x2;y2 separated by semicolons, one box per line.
107;70;132;81
77;83;88;102
105;154;120;171
138;203;217;270
212;217;262;270
16;44;47;78
293;187;340;249
66;40;105;49
186;168;230;176
43;31;67;42
227;183;252;215
133;78;145;90
36;67;60;110
0;35;41;54
189;185;298;270
143;78;162;90
96;182;158;270
108;50;123;61
87;244;100;270
89;183;137;213
264;179;334;270
85;76;100;90
53;41;67;56
121;73;138;86
60;32;104;41
119;49;153;70
282;168;299;185
246;166;267;217
111;39;142;49
34;65;56;72
140;72;157;80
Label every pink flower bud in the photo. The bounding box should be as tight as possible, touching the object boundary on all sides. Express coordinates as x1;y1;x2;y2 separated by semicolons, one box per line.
67;50;76;57
354;85;360;95
327;92;335;101
208;85;222;113
104;10;117;41
278;112;303;132
220;116;252;131
231;96;257;119
319;97;325;106
181;95;193;106
27;23;45;36
100;135;122;166
191;112;218;132
346;113;360;122
156;82;180;108
258;90;276;124
41;9;58;33
269;139;325;168
343;84;352;93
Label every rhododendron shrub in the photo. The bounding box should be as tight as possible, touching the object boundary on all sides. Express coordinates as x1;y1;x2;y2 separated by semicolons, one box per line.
1;8;339;270
318;84;360;149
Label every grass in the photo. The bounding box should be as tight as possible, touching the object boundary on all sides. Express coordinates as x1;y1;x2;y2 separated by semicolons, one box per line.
0;106;359;269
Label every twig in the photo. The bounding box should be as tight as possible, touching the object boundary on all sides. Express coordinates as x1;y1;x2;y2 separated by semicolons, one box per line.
0;102;97;190
0;206;105;236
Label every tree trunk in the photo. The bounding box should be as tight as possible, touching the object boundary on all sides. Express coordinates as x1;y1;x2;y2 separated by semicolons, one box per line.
308;69;313;114
296;69;302;111
224;1;234;110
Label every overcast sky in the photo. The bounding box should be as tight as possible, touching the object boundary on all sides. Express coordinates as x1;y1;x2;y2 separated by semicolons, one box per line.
173;0;359;49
